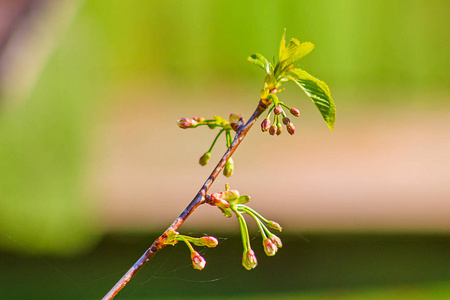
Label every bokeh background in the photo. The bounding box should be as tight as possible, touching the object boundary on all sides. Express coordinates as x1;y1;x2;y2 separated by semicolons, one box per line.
0;0;449;299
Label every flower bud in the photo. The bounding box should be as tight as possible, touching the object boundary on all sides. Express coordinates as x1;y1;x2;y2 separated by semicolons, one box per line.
263;238;278;256
261;118;270;132
229;113;242;131
242;249;258;270
199;152;211;166
223;157;234;177
192;116;205;122
267;220;282;232
269;124;277;136
276;124;282;135
177;118;197;129
282;117;290;125
210;192;230;209
222;189;240;201
274;106;282;115
287;123;295;135
200;236;219;248
290;107;300;117
270;235;283;248
269;88;277;94
191;251;206;270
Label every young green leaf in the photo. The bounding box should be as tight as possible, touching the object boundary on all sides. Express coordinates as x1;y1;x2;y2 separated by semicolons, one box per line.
287;68;336;132
214;115;229;127
247;53;272;74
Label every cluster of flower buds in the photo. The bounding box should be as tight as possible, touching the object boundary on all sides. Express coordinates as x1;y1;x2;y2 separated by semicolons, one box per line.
177;114;244;178
206;184;282;270
260;93;300;136
164;229;218;271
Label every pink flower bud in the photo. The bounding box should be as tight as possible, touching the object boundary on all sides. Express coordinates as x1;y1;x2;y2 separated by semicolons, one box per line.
290;107;300;117
261;118;270;132
287;123;295;135
200;236;219;248
199;152;211;166
242;249;258;270
191;251;206;270
263;238;278;256
269;88;277;94
177;118;197;129
274;106;282;115
210;192;230;209
282;117;290;125
276;124;282;135
269;124;277;136
270;235;283;248
192;116;205;122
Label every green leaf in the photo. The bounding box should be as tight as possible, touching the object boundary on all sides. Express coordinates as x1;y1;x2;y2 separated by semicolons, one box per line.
275;30;315;76
288;69;336;132
235;195;250;205
247;53;272;74
278;41;315;73
290;42;315;63
280;38;301;62
214;115;229;127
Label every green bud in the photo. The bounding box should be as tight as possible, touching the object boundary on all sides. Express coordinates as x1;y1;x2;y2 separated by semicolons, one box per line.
199;236;219;248
267;220;282;232
223;157;234;177
199;152;211;166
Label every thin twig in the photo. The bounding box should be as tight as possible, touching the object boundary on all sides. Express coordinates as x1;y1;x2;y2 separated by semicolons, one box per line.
102;100;269;300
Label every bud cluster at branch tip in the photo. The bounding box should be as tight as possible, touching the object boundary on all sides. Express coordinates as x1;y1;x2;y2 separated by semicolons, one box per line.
260;93;300;137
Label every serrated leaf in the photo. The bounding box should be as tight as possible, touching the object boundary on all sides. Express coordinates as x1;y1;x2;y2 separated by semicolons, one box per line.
288;69;336;132
278;41;315;73
280;38;301;62
247;53;272;74
291;42;315;62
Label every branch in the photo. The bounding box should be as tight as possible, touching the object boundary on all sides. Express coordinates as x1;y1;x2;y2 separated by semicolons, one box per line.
102;99;269;300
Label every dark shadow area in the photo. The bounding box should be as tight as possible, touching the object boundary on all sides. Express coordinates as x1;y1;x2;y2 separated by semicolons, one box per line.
1;232;449;299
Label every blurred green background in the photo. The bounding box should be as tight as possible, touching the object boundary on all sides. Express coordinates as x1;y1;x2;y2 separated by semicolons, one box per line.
0;0;449;299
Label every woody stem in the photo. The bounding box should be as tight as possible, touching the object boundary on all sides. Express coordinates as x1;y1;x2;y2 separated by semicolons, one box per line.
102;99;269;300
